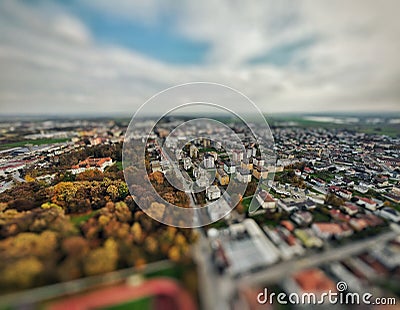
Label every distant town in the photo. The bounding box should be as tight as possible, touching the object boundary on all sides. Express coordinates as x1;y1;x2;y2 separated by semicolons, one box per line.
0;115;399;308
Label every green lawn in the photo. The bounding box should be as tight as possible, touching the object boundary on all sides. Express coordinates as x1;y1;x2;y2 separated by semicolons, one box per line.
0;138;69;150
70;210;99;226
312;209;331;222
115;161;123;171
104;297;152;310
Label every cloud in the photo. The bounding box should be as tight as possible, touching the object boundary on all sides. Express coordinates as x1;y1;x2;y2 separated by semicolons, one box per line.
0;0;399;116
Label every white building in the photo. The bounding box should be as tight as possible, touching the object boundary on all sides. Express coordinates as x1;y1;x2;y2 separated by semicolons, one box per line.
206;185;221;200
71;157;113;174
203;154;215;169
256;190;276;210
224;161;236;174
189;144;198;158
183;157;192;170
253;156;265;168
377;207;400;223
236;168;251;183
232;149;244;162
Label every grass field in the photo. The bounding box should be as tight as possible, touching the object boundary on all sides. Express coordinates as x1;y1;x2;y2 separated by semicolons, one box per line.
0;138;69;150
115;161;123;171
70;210;99;226
104;297;152;310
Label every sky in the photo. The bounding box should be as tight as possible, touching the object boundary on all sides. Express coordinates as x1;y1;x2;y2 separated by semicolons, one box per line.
0;0;399;116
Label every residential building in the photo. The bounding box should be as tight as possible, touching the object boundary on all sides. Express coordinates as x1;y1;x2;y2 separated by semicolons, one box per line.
71;157;113;174
183;157;192;170
236;168;251;183
312;222;353;239
206;185;221;200
291;211;313;227
216;169;229;186
356;196;382;211
252;166;268;180
223;160;236;174
377;207;400;223
256;190;276;210
341;202;359;216
203;154;215;169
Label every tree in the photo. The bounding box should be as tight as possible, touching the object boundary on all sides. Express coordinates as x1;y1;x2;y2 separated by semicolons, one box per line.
83;239;119;276
1;257;44;288
115;202;132;222
106;185;119;201
131;222;143;244
326;193;344;207
149;171;164;185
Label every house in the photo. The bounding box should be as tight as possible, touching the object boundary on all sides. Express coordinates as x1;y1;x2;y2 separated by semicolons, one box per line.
277;198;316;213
71;157;113;174
241;158;253;171
280;220;295;232
223;160;236;174
312;222;353;240
253;156;264;168
329;209;351;222
189;144;198;158
252;166;268;180
341;202;359;216
337;189;352;200
236;168;251;183
291;211;313;227
349;218;369;231
312;178;326;187
392;187;400;195
150;160;162;173
294;229;323;248
203;154;215;169
304;167;314;174
290;268;337;296
216;169;229;186
246;146;256;158
377;207;400;223
256;190;276;210
306;192;325;205
196;171;210;188
363;213;384;227
354;183;369;194
374;175;389;188
356;196;382;211
209;151;218;161
232;149;244;162
206;185;221;200
183;157;192;170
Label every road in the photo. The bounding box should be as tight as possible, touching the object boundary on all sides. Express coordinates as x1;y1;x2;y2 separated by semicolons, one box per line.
193;232;232;310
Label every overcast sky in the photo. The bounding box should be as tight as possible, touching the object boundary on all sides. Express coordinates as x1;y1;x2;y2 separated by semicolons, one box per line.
0;0;399;116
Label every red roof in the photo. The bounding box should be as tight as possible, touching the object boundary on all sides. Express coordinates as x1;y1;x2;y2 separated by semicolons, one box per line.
294;268;336;293
72;157;111;169
258;190;274;202
358;197;376;205
280;220;294;232
313;222;343;234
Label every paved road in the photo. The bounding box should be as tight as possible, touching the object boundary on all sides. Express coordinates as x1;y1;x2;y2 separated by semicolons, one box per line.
193;232;232;310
